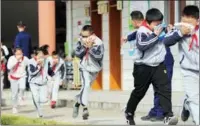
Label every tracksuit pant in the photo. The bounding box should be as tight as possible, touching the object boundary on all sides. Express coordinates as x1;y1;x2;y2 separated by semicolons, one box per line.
182;69;199;125
30;83;48;116
126;63;173;117
48;76;62;102
76;69;97;106
148;64;173;117
10;77;26;108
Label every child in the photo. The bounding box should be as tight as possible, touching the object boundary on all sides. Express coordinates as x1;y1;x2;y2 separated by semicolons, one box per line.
7;47;29;113
124;8;177;125
28;48;48;118
163;5;199;125
1;49;6;98
72;25;104;120
121;11;144;44
47;51;66;108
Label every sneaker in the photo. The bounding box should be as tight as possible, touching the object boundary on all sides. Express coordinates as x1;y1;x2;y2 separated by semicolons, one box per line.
164;116;178;125
72;103;80;118
181;100;190;122
125;112;135;125
12;107;18;114
141;115;154;121
151;116;164;122
82;108;89;120
50;101;56;109
37;114;43;118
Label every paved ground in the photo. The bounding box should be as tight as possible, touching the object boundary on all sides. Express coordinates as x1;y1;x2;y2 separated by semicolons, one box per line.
2;89;194;125
1;105;194;125
2;89;186;115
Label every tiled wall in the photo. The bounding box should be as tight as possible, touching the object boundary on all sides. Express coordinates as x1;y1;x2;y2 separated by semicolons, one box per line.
67;1;185;92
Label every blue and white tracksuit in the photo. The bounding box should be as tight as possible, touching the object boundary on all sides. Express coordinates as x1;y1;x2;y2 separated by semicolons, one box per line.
28;58;48;116
74;36;104;106
47;57;66;102
127;30;174;118
163;26;199;125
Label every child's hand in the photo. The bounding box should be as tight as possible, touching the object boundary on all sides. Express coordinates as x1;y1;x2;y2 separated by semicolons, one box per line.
87;41;95;48
154;27;163;36
121;36;127;45
167;24;173;32
180;25;191;35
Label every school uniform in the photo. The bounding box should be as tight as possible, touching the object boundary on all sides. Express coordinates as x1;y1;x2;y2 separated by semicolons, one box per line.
28;58;48;117
125;21;174;119
74;36;104;106
127;29;175;119
163;25;199;125
148;47;174;118
47;57;66;105
7;55;29;109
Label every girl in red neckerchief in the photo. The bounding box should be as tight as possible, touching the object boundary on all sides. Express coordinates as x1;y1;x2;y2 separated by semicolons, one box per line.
7;47;29;114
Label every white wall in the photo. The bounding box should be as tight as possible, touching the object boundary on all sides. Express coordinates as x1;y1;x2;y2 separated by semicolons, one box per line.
68;1;185;92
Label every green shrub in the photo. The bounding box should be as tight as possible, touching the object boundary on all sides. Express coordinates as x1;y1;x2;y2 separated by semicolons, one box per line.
1;114;68;125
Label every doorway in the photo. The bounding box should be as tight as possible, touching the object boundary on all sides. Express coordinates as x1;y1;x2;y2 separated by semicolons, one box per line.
90;0;103;90
109;0;122;90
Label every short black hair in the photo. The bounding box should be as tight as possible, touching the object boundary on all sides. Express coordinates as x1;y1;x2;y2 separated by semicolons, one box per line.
52;51;59;56
14;47;23;53
130;11;144;20
17;21;26;27
40;44;49;55
183;5;199;19
34;48;43;56
146;8;163;24
82;25;93;33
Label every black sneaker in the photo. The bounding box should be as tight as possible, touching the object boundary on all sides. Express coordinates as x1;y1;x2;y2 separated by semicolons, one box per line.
125;113;135;125
181;100;190;122
82;108;89;120
164;116;178;125
150;116;164;122
141;115;154;121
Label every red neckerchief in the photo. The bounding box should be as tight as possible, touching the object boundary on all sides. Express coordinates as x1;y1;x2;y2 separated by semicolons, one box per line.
34;57;43;78
141;20;152;31
52;63;57;72
189;25;199;51
85;48;89;60
1;61;6;72
13;56;24;73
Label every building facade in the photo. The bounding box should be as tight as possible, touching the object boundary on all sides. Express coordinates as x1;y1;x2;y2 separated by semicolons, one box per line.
66;0;198;91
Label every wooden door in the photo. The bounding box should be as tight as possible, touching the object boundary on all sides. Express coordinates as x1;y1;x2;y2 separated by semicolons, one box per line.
90;0;103;90
109;0;122;90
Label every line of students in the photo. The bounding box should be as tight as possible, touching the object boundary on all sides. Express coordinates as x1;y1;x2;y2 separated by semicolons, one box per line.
4;45;66;117
121;5;199;125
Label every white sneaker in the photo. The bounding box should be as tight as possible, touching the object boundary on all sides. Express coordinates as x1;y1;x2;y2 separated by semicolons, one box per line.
12;108;18;114
164;116;178;125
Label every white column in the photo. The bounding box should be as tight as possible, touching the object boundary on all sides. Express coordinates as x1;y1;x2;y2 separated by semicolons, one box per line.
174;0;180;23
67;1;73;58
